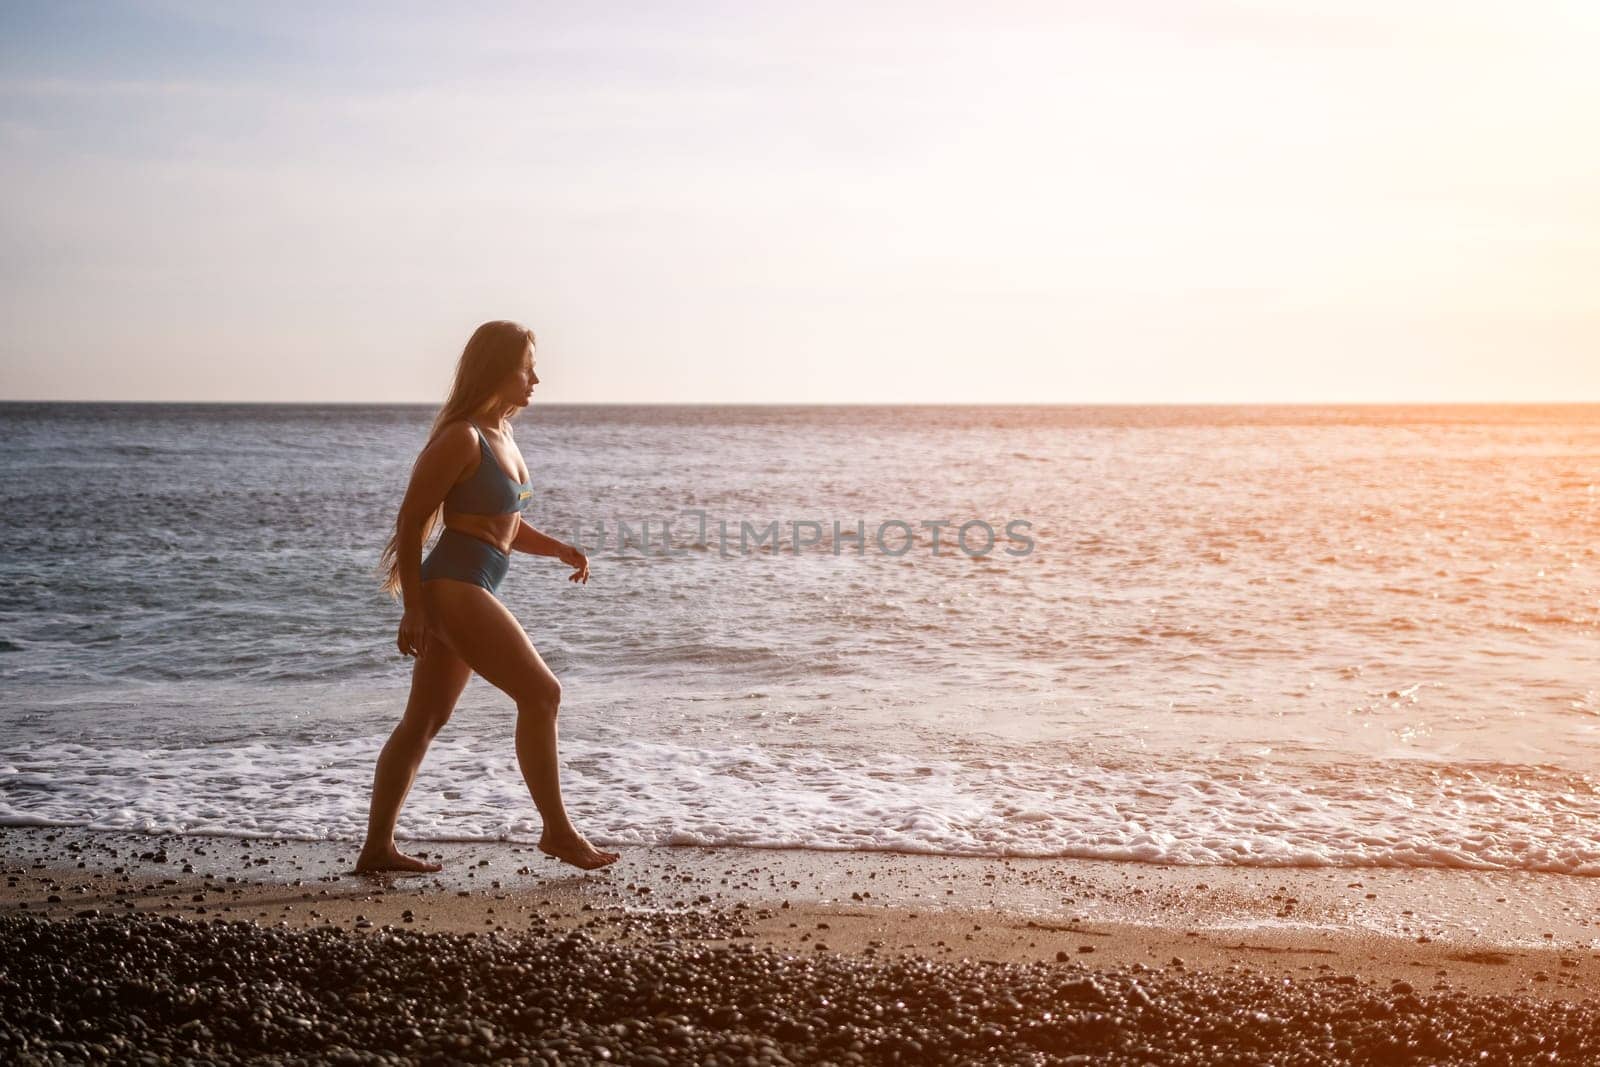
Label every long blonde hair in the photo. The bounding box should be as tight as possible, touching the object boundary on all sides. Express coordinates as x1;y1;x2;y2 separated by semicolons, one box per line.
375;319;536;601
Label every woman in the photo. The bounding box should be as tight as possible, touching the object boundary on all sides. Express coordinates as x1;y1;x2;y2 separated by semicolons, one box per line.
359;319;619;873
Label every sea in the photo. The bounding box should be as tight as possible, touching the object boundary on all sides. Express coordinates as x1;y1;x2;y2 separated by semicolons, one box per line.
2;402;1597;875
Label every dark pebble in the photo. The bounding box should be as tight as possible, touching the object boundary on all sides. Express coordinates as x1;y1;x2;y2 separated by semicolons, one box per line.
0;912;1592;1066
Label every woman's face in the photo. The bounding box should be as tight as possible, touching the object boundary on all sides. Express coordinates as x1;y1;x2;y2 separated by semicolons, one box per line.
507;342;539;408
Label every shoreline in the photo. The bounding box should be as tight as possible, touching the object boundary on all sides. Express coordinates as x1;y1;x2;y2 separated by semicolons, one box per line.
5;826;1599;1001
8;827;1600;1063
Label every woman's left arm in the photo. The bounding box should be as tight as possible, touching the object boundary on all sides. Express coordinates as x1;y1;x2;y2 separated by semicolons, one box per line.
513;518;589;583
511;517;567;557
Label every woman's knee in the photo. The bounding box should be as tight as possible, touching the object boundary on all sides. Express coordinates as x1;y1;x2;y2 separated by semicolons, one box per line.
516;678;562;721
400;706;453;741
420;709;454;739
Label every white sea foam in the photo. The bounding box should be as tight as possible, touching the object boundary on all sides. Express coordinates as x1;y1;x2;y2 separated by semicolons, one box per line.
6;736;1600;875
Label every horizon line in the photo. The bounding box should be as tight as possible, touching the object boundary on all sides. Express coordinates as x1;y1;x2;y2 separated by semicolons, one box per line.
4;398;1600;410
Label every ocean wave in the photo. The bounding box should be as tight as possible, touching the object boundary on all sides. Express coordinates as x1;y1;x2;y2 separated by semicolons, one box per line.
5;737;1600;876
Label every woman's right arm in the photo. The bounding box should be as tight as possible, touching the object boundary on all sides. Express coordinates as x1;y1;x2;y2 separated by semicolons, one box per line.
394;423;477;653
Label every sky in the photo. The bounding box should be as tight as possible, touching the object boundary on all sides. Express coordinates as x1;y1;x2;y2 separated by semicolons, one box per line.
1;1;1597;404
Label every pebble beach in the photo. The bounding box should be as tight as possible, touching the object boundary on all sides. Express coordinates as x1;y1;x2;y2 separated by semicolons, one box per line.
6;828;1600;1064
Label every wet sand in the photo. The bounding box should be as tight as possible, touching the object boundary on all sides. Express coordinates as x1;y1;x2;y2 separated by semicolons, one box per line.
5;827;1600;1063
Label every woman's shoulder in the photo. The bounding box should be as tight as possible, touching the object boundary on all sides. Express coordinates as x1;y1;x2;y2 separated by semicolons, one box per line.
425;419;482;458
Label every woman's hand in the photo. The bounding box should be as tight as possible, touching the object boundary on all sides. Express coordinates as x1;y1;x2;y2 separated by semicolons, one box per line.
397;606;431;658
557;543;590;585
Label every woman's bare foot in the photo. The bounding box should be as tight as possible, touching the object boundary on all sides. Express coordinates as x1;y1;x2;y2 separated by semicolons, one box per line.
355;842;443;874
538;830;619;870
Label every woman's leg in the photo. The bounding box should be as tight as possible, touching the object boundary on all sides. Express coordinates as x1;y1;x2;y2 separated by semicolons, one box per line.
423;579;619;870
356;630;473;872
